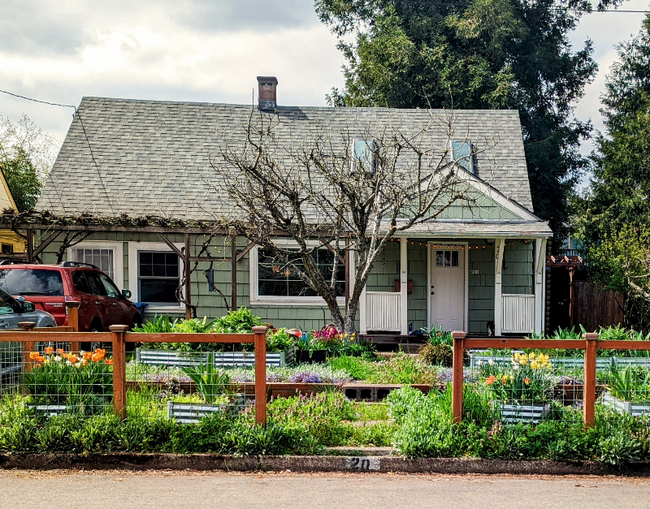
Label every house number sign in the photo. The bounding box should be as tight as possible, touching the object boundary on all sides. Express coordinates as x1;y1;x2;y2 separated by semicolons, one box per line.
342;457;381;472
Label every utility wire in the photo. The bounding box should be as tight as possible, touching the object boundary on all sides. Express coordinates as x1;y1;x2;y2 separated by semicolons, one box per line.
0;88;116;215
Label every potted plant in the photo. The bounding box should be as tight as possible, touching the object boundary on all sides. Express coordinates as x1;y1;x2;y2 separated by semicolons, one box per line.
482;351;553;423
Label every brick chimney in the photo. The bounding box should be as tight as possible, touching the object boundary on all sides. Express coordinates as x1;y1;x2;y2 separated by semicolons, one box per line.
257;76;278;112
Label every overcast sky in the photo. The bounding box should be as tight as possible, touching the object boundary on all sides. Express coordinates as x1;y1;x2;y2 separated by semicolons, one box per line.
0;0;648;160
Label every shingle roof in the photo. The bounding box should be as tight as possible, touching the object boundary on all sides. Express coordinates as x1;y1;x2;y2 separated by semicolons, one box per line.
39;97;535;221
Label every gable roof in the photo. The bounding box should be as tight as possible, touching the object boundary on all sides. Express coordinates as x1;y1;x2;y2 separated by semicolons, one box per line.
39;97;538;227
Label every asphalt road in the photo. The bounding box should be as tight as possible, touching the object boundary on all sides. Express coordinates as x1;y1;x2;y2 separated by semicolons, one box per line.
2;470;650;509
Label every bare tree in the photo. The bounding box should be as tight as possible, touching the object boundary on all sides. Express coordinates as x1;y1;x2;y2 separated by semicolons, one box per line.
212;109;478;332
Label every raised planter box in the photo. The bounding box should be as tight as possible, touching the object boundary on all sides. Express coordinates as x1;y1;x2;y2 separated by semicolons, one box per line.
136;348;293;368
602;391;650;417
555;383;606;405
27;405;69;417
167;395;245;424
470;352;650;370
492;401;550;423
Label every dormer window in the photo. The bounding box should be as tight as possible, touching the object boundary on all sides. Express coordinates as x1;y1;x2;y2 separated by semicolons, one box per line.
352;139;376;174
451;140;474;174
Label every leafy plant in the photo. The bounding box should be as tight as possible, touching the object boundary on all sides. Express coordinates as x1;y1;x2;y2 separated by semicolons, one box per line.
422;323;453;347
181;353;232;404
23;347;113;413
266;328;294;352
419;343;453;367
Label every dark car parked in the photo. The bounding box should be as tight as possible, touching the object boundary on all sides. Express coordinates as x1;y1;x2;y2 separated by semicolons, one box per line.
0;262;140;332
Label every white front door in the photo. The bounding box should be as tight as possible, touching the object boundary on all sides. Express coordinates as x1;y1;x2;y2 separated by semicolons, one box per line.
430;247;465;331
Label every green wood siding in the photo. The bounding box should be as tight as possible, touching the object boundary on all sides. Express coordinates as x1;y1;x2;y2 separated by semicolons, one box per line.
33;231;536;334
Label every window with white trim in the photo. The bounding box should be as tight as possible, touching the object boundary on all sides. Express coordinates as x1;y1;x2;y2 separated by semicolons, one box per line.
127;241;183;309
68;241;123;289
138;251;180;305
352;139;376;174
250;243;346;305
451;140;474;174
73;248;115;280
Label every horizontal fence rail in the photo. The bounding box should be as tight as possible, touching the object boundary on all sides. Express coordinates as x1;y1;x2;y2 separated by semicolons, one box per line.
0;325;268;425
451;331;650;427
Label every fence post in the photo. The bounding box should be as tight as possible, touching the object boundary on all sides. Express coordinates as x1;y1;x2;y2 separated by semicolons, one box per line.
66;301;80;352
583;332;598;428
452;331;466;423
19;322;36;372
110;325;128;420
253;326;267;426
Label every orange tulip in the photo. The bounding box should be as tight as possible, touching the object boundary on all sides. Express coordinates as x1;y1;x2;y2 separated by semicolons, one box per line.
36;355;45;363
29;352;40;360
57;348;65;355
485;375;496;386
83;352;93;360
44;346;54;355
105;359;113;366
68;354;78;363
524;377;531;385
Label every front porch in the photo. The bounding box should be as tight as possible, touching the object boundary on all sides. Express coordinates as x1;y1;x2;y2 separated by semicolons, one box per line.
358;237;548;336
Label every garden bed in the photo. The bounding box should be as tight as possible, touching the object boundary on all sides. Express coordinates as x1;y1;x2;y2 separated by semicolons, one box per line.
135;348;293;368
602;391;650;417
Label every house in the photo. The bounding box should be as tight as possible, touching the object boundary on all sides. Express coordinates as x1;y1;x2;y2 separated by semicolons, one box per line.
0;168;26;256
20;77;551;335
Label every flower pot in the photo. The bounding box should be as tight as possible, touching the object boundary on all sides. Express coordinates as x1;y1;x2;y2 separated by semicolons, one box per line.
296;349;327;364
492;400;550;423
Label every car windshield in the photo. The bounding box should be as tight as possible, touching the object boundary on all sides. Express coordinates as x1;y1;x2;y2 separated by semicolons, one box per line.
0;269;64;297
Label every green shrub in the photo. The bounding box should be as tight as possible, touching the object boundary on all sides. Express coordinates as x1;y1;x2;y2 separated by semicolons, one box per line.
419;344;453;367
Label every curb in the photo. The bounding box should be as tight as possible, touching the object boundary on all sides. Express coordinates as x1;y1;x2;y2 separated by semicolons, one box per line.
2;453;650;476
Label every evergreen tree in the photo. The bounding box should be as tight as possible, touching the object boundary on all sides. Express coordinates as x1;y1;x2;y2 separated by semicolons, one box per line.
315;0;605;243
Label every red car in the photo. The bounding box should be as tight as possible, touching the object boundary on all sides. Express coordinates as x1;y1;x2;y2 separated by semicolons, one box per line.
0;262;140;331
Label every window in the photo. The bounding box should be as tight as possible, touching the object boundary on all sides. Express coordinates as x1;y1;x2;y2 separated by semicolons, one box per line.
68;242;123;289
352;139;376;173
138;252;180;304
0;269;64;296
436;250;459;268
73;248;114;280
99;273;120;298
451;140;474;174
250;243;346;305
128;242;183;310
1;243;13;255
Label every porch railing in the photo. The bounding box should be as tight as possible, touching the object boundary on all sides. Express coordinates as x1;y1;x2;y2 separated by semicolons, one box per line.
366;292;401;332
502;294;535;334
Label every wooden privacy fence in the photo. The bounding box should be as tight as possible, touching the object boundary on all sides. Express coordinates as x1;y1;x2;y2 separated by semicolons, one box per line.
451;331;650;427
0;324;269;425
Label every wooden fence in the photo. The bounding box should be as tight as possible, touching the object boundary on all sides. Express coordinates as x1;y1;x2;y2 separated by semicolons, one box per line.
574;281;624;331
451;331;650;427
0;322;269;425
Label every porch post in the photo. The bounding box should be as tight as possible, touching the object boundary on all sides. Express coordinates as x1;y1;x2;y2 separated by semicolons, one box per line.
494;239;505;336
534;238;547;334
400;238;408;335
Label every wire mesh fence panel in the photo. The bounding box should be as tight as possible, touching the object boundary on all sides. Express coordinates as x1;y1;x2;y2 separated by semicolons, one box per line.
128;342;257;424
599;359;650;418
0;342;115;417
466;349;585;425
